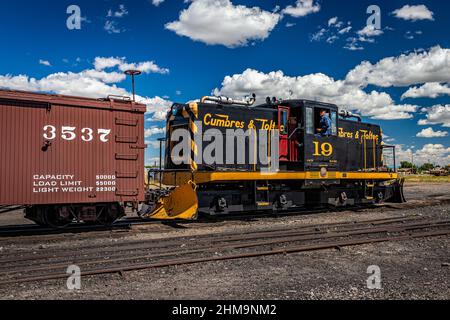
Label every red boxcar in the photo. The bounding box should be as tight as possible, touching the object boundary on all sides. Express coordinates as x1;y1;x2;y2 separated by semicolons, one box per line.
0;90;146;226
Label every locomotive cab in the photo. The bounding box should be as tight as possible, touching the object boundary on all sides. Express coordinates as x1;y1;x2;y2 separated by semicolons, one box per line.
276;100;383;175
267;100;339;172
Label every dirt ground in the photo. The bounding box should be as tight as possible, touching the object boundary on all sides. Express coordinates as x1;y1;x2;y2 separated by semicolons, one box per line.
0;182;449;300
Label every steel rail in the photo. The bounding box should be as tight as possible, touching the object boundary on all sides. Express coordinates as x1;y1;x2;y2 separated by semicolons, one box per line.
1;220;449;283
0;215;425;265
0;218;156;237
1;219;448;277
0;228;448;286
0;218;430;272
0;202;398;238
0;206;25;214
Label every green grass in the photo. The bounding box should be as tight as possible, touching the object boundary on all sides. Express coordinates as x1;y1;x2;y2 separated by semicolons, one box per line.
402;174;450;183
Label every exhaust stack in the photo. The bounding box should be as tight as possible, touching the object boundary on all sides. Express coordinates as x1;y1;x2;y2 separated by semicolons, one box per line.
201;94;256;106
339;109;362;122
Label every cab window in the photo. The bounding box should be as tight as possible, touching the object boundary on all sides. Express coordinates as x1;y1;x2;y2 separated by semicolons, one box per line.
331;111;337;136
314;108;331;130
280;110;288;134
306;107;313;134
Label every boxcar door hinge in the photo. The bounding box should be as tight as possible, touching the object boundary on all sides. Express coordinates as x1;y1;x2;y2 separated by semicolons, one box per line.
115;171;139;179
130;145;147;150
115;190;139;197
115;136;139;144
115;153;139;161
115;118;138;126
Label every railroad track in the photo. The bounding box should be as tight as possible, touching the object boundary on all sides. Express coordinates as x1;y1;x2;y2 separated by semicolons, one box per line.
0;217;158;238
0;206;25;214
0;199;447;246
0;203;390;239
0;215;448;286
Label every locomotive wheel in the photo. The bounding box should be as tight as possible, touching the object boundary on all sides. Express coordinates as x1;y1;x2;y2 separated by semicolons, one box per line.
376;191;385;204
96;203;124;226
211;197;227;213
277;194;289;209
338;192;348;205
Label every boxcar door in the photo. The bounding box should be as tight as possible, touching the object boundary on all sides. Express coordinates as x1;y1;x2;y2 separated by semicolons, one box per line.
278;106;290;161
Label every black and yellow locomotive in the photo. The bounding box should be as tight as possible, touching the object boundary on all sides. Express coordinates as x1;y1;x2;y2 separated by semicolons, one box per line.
144;95;405;220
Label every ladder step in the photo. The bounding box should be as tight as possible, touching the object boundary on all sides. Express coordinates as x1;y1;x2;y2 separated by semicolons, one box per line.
256;202;271;207
366;183;375;187
365;196;374;200
256;186;269;191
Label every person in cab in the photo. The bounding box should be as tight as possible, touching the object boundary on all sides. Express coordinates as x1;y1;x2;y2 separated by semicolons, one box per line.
316;109;332;137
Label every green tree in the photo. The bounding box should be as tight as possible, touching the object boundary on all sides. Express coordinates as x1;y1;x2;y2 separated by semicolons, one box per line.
419;163;435;172
400;161;414;169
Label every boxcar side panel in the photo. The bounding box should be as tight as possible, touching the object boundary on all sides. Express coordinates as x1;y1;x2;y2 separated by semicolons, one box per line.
0;99;145;205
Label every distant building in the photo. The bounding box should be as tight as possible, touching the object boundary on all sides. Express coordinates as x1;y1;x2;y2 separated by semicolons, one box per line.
429;168;449;176
398;168;417;175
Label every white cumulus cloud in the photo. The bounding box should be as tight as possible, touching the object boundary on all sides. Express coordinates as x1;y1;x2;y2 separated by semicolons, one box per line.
213;68;418;120
345;46;450;87
418;105;450;128
414;144;450;165
310;18;352;48
165;0;281;48
94;57;169;74
107;4;129;18
0;57;172;121
282;0;320;18
402;82;450;99
416;127;449;138
396;144;450;166
357;25;383;37
152;0;165;7
104;20;123;34
392;4;434;21
328;17;338;27
212;47;450;120
140;95;173;120
146;140;164;149
39;59;52;67
145;127;165;138
338;26;352;34
105;4;129;34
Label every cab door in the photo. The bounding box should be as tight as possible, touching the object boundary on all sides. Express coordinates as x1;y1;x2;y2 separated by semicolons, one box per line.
278;107;290;161
304;106;339;170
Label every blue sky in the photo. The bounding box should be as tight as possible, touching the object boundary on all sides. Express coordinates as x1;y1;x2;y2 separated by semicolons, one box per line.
0;0;449;165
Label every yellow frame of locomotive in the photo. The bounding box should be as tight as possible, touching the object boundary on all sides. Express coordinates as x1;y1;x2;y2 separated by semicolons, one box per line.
162;171;398;186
